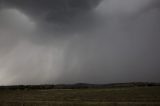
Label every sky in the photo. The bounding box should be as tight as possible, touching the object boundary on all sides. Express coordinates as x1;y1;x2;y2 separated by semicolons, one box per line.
0;0;160;85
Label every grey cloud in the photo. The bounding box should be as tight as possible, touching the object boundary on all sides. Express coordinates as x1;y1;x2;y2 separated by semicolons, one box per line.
0;0;101;23
0;0;160;85
0;0;102;39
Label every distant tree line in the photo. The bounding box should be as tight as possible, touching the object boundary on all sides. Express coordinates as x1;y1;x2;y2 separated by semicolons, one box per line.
0;82;159;90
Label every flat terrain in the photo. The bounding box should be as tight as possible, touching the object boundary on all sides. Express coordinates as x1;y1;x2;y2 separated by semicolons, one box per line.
0;86;160;106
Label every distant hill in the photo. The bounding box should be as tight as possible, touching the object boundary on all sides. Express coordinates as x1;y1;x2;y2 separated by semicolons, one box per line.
0;82;160;90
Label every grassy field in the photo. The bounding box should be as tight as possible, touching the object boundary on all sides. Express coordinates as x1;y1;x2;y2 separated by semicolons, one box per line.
0;86;160;106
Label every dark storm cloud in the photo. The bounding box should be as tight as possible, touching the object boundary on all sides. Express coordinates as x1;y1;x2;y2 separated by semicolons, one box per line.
0;0;160;85
0;0;102;39
0;0;101;22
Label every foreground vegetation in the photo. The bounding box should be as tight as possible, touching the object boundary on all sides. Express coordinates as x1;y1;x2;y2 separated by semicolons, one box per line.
0;85;160;106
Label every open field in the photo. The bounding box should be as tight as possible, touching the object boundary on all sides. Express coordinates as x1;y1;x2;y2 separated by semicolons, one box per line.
0;86;160;106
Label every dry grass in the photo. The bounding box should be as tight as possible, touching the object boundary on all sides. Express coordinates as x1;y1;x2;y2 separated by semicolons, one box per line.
0;86;160;106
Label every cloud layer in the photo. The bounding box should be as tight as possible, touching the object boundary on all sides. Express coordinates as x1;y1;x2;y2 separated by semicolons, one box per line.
0;0;160;85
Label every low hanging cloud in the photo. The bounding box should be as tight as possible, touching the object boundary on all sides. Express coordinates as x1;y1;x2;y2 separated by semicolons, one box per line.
0;0;160;85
